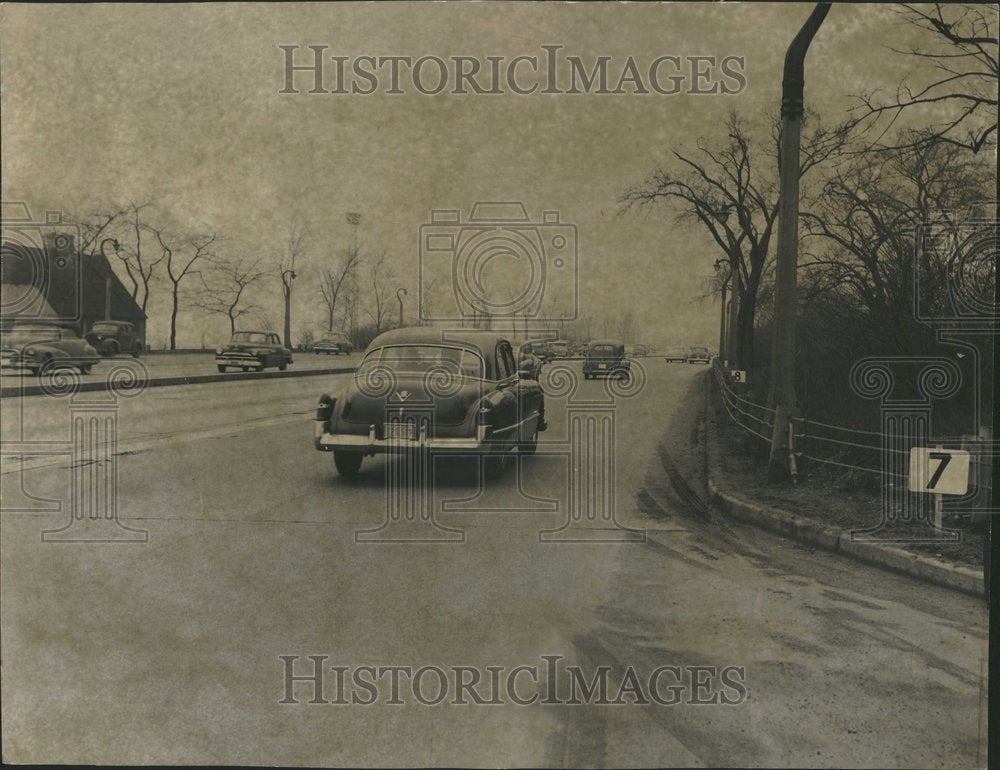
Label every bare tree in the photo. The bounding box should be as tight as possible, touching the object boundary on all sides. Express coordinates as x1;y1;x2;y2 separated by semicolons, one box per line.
194;255;269;336
365;251;396;334
801;135;993;339
115;200;164;313
319;246;359;332
151;228;219;350
852;4;998;154
621;111;848;368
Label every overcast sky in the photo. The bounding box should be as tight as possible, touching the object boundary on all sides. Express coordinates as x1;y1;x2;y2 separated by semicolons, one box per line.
0;2;962;347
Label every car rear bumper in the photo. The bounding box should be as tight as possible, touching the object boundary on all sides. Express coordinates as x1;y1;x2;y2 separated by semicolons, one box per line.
315;422;493;455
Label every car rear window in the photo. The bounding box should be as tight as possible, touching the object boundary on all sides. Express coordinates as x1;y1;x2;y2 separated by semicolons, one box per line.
359;345;485;379
590;345;616;355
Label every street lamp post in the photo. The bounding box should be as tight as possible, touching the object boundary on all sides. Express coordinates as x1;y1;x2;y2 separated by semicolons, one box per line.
767;2;832;481
99;238;120;322
346;213;361;336
396;287;407;328
281;267;297;349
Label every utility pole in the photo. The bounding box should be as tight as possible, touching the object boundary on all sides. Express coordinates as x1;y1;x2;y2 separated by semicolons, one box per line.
714;258;730;364
767;2;831;481
727;266;741;367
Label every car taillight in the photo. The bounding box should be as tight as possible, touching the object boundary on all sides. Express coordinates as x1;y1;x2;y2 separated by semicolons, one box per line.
315;394;336;422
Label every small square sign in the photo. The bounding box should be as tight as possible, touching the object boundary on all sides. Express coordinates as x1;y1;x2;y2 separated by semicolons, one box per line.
907;448;970;495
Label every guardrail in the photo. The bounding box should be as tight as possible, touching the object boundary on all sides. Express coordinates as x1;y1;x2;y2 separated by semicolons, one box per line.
711;359;993;496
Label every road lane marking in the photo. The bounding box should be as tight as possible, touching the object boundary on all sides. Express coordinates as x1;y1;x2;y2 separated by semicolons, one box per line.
1;412;310;476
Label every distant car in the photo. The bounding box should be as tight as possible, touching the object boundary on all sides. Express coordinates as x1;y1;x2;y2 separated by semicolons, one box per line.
625;344;649;357
549;341;570;359
314;333;353;355
314;328;546;478
514;341;543;381
215;331;293;372
663;346;688;363
527;340;555;362
569;341;588;357
583;339;630;380
85;320;144;357
685;346;711;364
1;322;101;375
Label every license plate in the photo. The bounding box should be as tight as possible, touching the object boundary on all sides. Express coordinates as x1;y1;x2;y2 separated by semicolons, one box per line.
598;363;607;369
385;422;414;440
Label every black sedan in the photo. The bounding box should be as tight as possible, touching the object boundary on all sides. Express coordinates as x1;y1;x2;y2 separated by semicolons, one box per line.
314;328;546;478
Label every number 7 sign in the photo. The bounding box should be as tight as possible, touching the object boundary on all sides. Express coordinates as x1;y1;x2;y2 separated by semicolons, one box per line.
907;448;970;495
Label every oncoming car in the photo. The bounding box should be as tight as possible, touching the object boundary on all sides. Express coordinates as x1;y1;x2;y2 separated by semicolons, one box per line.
215;331;293;372
685;346;711;364
0;322;101;375
583;339;630;380
314;328;546;478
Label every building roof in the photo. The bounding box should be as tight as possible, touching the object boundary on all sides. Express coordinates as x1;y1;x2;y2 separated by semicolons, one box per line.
0;239;146;328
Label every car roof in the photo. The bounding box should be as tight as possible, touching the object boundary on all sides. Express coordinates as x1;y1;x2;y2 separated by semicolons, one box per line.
366;327;511;359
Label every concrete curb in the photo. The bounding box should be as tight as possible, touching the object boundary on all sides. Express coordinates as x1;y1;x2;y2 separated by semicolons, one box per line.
702;371;985;597
0;366;357;399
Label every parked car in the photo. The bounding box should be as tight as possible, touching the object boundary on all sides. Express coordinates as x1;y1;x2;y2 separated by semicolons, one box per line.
0;322;101;375
215;331;293;372
663;346;688;363
583;339;631;380
85;320;144;357
527;340;555;363
314;333;353;355
314;328;546;478
625;343;649;357
549;341;570;359
569;341;589;357
685;346;711;364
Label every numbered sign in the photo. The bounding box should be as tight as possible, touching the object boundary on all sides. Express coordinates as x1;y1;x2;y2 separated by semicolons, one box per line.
907;448;970;495
730;370;747;383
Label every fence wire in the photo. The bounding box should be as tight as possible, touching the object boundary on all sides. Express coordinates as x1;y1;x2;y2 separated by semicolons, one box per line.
711;361;994;492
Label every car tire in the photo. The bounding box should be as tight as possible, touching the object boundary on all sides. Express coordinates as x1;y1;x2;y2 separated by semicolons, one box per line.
217;365;227;373
334;450;363;477
279;361;287;371
132;345;142;358
519;426;538;456
37;355;55;377
80;364;92;374
107;341;120;357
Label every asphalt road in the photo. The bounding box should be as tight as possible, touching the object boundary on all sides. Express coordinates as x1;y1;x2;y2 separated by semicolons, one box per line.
0;349;361;387
0;362;988;767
